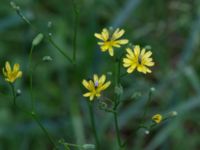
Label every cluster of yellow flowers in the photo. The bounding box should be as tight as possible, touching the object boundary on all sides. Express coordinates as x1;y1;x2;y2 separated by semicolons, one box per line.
82;27;155;101
2;61;22;83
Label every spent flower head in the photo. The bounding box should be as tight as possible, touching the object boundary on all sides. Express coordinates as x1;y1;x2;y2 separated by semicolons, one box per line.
123;45;155;74
94;28;129;56
152;114;162;124
82;74;111;101
2;61;22;83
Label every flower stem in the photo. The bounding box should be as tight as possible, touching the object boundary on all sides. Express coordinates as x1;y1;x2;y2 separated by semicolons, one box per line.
9;83;16;107
29;45;35;111
27;44;58;149
141;89;153;124
113;59;124;148
31;112;58;149
48;37;74;64
72;0;79;64
88;101;100;150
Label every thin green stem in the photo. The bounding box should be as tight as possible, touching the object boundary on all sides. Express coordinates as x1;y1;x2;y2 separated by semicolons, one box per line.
9;83;16;107
31;112;58;149
72;0;79;64
88;102;100;150
48;37;73;63
141;90;153;124
27;44;58;149
113;59;124;148
64;143;82;149
29;45;35;111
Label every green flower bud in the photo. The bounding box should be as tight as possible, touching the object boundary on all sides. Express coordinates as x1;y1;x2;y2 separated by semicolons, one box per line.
82;144;95;149
32;33;44;46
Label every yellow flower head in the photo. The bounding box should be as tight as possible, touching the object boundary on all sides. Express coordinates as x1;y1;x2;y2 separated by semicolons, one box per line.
2;61;22;83
94;28;129;56
123;45;155;74
82;74;111;101
152;114;162;124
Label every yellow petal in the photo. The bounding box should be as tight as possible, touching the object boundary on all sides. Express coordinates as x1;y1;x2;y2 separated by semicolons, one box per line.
89;95;94;101
82;80;91;90
108;47;114;56
126;48;134;57
2;68;7;77
127;65;136;73
99;75;106;84
5;61;11;73
100;81;111;90
111;28;125;40
93;74;98;83
134;45;141;57
94;33;104;41
143;51;152;59
16;71;23;78
115;39;128;45
123;58;132;64
13;63;20;72
100;45;109;51
83;92;91;97
102;28;109;41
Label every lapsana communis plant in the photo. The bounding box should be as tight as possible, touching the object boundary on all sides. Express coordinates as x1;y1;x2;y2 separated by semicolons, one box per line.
5;1;177;149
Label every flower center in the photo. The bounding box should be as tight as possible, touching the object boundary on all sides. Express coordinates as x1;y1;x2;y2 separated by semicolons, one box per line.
138;55;142;64
94;81;99;88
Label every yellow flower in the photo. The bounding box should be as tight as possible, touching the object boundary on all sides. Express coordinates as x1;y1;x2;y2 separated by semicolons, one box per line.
94;28;129;56
123;45;155;74
152;114;162;124
82;74;111;101
2;61;22;83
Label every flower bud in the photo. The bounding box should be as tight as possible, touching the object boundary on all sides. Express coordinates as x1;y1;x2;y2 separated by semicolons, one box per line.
82;144;95;149
144;130;150;135
16;89;21;97
42;56;53;62
150;87;155;92
170;111;178;117
32;33;44;46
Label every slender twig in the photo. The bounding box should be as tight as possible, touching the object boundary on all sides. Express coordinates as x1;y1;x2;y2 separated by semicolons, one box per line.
88;101;100;150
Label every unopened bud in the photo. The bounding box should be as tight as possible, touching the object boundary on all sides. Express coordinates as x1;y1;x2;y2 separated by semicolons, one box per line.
150;87;155;92
32;33;44;46
42;56;53;62
10;1;20;10
170;111;178;117
16;89;21;96
82;144;95;149
107;72;112;76
47;21;52;28
145;130;150;135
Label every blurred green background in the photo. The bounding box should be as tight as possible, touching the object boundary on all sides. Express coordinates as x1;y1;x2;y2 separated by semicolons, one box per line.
0;0;200;150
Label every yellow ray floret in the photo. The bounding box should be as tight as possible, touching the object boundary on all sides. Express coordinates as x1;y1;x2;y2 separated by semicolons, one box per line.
2;61;22;83
123;45;155;74
94;28;129;56
82;74;111;101
152;114;162;124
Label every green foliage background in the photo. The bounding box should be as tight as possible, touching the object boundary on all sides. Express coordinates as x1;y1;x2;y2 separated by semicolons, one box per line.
0;0;200;149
